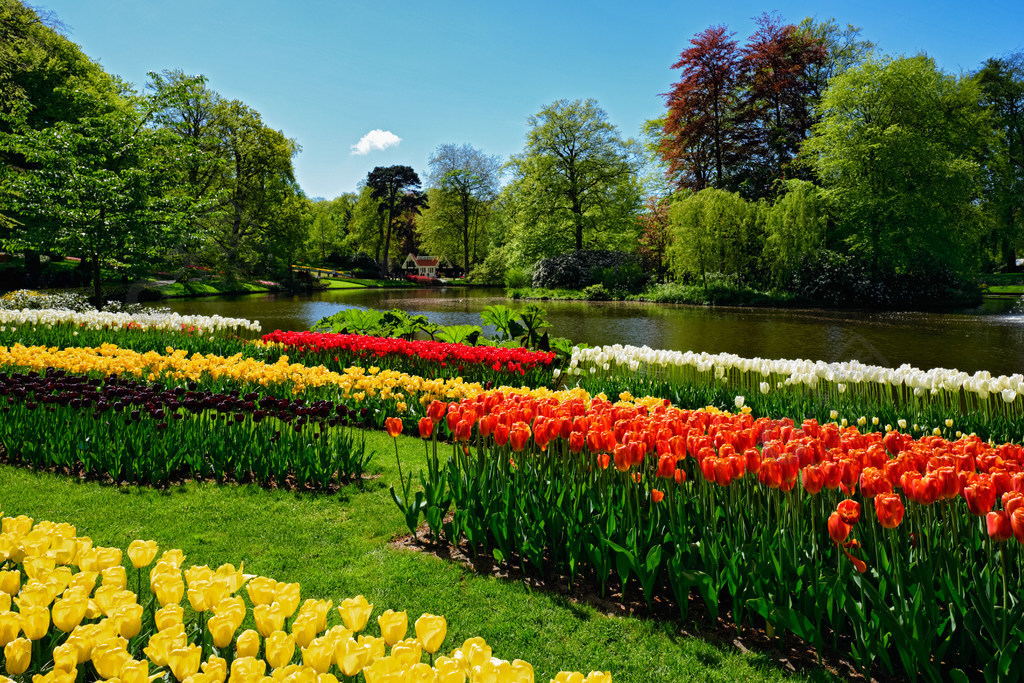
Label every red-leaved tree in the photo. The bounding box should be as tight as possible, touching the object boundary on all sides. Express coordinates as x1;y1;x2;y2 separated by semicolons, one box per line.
661;26;742;192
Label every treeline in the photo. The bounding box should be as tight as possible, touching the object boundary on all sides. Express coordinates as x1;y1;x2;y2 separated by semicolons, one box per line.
3;2;1022;309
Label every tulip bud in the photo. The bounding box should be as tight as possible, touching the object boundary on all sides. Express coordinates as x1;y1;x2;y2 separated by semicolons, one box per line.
155;604;184;631
335;637;370;677
253;603;286;638
51;595;88;632
0;572;20;596
208;613;237;650
168;644;202;682
510;659;534;683
101;565;127;590
301;637;334;674
92;642;131;680
235;629;260;659
111;603;144;639
230;656;266;683
19;604;49;640
390;638;422;667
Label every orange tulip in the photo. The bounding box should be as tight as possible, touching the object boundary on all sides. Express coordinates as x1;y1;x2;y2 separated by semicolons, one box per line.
965;478;997;515
837;499;861;526
828;512;851;544
384;417;403;439
875;493;905;529
651;490;664;504
509;423;530;452
987;511;1013;542
1010;507;1024;544
417;418;434;439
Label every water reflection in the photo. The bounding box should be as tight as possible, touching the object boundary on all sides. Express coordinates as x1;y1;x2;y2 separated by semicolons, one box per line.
152;289;1024;376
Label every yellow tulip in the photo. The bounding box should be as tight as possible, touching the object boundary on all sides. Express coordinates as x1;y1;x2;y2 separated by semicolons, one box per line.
317;674;338;683
291;615;317;650
253;603;286;638
102;565;128;590
168;644;203;682
93;585;136;616
274;583;300;618
583;673;611;683
31;667;77;683
65;624;98;661
550;674;584;683
4;637;30;675
202;655;228;683
14;581;53;608
435;668;466;683
246;577;278;606
269;664;302;683
153;573;185;607
0;612;20;647
472;658;512;683
68;570;97;595
213;597;247;631
300;637;333;674
214;563;247;594
376;609;407;646
391;638;422;668
0;594;8;612
160;549;187;568
334;638;370;677
510;660;535;683
265;631;295;670
0;571;20;596
361;656;403;683
229;656;266;683
93;546;123;570
53;642;78;671
208;613;238;650
92;642;131;680
52;595;89;632
155;604;184;631
144;624;187;667
337;596;373;633
111;603;144;639
19;604;49;640
405;662;435;683
119;660;152;683
235;630;261;659
297;599;332;634
2;516;33;536
188;580;212;613
414;614;447;654
357;635;385;662
127;540;159;569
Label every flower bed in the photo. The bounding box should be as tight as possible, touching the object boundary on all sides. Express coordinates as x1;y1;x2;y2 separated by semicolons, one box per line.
397;393;1024;681
0;509;610;682
567;344;1024;442
262;331;556;386
0;309;261;335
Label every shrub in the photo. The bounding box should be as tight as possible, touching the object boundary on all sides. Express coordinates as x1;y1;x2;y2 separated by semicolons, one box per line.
531;250;643;290
583;284;611;301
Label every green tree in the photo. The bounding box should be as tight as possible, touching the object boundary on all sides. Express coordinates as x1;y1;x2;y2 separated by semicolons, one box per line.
668;188;761;293
365;165;426;277
976;53;1024;271
3;91;185;305
762;179;829;287
504;99;642;260
804;55;989;283
423;143;500;273
305;194;355;264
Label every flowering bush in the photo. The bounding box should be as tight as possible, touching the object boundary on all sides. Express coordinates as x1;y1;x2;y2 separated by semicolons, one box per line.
0;508;611;682
0;308;260;335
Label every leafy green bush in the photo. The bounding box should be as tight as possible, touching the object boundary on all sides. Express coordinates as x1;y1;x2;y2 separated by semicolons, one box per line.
531;250;641;289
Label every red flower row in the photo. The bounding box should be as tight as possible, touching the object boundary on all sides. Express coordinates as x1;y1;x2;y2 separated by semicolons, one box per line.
262;331;556;375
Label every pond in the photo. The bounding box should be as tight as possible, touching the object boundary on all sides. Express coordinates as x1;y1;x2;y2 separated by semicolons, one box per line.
153;287;1024;377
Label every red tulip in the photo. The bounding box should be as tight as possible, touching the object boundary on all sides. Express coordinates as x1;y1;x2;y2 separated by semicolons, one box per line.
875;493;905;529
828;512;851;544
1010;508;1024;544
964;478;997;516
385;417;403;439
802;466;824;495
418;417;434;439
509;423;530;452
651;489;665;503
494;423;510;447
568;432;585;453
614;445;631;472
987;511;1013;542
427;400;446;423
837;499;861;526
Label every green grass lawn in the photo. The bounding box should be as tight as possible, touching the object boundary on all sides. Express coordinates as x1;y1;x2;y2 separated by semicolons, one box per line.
0;429;836;683
320;278;369;290
983;284;1024;295
153;279;276;297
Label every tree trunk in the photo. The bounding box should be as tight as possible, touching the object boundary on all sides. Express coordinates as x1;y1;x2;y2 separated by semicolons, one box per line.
380;198;395;278
91;252;103;310
462;192;471;274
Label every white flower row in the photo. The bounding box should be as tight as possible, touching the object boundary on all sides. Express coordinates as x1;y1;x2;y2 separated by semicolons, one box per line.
0;308;261;334
569;344;1023;403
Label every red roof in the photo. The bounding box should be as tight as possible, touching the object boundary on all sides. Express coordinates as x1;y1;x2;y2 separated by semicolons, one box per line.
408;255;439;267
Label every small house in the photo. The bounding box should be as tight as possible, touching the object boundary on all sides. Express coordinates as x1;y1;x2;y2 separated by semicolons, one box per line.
402;254;453;278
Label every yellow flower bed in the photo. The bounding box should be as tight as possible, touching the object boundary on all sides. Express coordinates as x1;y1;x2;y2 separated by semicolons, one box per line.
0;344;596;409
0;509;611;683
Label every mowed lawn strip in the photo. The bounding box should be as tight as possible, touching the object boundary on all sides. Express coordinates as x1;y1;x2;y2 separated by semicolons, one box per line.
0;429;836;683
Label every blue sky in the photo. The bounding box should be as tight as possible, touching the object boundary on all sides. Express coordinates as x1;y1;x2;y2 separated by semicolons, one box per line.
39;0;1024;200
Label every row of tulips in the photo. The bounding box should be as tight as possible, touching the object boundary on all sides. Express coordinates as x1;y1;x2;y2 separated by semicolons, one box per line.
0;509;611;682
566;345;1024;442
0;370;373;488
0;309;261;336
386;393;1024;682
260;332;556;387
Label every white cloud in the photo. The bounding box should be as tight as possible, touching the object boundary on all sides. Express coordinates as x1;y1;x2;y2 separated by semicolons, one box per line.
350;129;401;155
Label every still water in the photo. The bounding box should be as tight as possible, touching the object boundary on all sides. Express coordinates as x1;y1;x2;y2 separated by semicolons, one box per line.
153;288;1024;377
